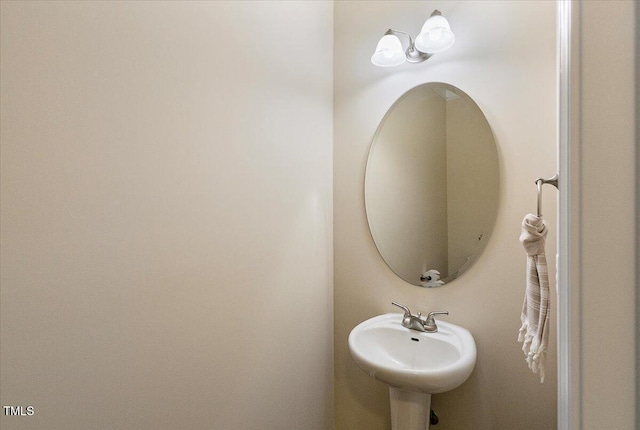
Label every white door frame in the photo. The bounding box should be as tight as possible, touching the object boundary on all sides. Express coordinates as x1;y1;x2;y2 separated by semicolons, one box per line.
556;1;580;428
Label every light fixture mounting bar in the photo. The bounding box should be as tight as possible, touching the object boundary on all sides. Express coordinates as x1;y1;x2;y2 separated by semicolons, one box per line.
385;29;432;63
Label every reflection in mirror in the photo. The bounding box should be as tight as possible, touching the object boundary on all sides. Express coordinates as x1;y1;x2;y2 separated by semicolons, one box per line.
365;83;499;287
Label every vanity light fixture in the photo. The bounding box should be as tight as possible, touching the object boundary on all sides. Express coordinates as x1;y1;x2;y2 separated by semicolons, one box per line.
371;10;455;67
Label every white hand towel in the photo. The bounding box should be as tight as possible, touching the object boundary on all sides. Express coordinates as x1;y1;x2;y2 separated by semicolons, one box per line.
420;269;445;288
518;213;550;383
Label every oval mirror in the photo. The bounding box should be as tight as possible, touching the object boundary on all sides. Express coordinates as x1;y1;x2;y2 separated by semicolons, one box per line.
365;83;499;287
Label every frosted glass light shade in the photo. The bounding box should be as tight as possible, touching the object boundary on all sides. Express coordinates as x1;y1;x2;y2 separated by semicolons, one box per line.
415;14;455;54
371;34;406;67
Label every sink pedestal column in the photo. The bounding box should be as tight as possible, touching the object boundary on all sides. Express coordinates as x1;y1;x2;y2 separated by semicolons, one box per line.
389;387;432;430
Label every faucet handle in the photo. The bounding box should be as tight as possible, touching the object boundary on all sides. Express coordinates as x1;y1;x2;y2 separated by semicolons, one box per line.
391;302;412;318
425;310;449;325
423;311;449;332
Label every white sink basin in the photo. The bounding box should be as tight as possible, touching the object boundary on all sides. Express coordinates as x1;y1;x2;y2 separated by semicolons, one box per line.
348;313;477;394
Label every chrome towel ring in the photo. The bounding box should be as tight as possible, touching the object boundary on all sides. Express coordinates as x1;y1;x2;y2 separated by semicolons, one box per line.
535;172;559;217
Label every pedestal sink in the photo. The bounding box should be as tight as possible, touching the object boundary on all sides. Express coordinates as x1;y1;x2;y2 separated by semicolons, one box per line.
348;312;477;430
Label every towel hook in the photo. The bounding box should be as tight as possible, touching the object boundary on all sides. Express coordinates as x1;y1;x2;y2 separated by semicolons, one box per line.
535;172;559;217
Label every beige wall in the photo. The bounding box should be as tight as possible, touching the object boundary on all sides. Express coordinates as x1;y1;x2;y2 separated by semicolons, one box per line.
0;2;334;429
334;1;557;429
573;1;638;428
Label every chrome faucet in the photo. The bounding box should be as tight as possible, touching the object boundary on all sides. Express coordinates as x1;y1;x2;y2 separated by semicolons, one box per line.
392;302;449;333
